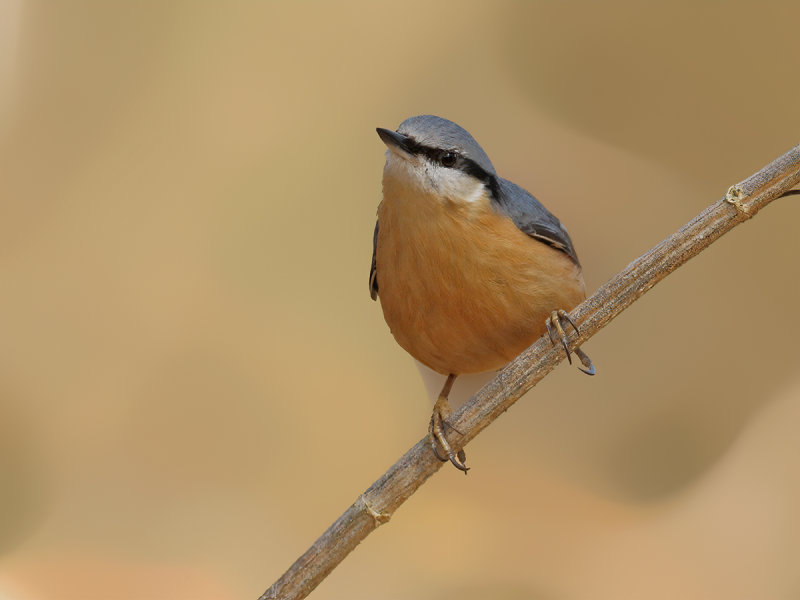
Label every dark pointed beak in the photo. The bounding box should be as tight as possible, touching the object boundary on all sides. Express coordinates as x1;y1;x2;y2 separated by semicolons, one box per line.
376;127;412;153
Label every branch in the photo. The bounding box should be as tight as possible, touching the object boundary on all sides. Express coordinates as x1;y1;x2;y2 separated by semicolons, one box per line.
260;143;800;600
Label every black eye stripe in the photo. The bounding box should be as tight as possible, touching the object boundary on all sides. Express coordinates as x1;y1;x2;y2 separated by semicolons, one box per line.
400;135;500;198
413;144;490;175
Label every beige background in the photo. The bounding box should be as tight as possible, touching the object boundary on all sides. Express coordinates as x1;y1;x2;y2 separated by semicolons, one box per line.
1;2;800;599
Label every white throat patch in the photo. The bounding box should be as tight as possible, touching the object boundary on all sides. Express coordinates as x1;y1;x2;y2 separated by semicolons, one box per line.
383;150;489;207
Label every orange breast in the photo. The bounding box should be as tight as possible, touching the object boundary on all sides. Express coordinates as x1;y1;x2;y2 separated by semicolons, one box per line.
376;179;586;375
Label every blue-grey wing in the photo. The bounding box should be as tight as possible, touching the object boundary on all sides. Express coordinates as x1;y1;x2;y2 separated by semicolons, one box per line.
493;177;580;267
369;220;379;300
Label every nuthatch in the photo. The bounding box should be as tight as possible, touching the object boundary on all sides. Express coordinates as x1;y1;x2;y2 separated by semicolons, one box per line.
370;115;594;472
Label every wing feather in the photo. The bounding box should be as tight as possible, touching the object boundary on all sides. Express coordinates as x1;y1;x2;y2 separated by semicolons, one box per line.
493;177;580;266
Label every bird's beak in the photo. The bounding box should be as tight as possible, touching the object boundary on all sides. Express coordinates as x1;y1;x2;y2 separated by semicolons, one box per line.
376;128;413;154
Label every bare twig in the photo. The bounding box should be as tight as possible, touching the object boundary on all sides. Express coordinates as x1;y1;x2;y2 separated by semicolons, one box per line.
261;143;800;600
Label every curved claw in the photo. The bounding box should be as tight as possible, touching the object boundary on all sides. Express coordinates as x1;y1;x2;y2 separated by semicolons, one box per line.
431;441;448;462
430;430;469;472
560;337;572;364
430;431;467;470
428;374;469;473
546;309;596;375
449;449;470;473
560;310;580;337
574;347;595;376
545;317;557;344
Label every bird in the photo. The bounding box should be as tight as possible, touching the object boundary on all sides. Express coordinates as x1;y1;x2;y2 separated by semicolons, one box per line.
369;115;593;472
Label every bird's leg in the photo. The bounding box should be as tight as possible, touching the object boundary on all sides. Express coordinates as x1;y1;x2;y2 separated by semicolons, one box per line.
428;373;469;473
546;309;596;376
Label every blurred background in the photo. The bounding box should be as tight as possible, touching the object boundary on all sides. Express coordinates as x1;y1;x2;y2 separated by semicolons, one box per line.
1;2;799;599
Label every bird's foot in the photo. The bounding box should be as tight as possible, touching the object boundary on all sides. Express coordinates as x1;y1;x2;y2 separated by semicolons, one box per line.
428;374;469;473
546;309;595;376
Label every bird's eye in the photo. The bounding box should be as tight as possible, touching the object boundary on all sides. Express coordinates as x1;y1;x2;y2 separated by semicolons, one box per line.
440;152;458;168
